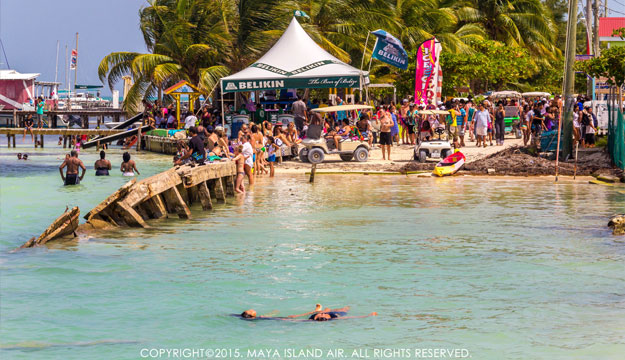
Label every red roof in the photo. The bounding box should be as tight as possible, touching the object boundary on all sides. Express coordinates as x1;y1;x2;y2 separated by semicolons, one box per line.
599;17;625;37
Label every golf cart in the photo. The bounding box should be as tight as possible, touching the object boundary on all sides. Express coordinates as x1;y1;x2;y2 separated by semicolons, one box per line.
413;110;453;163
491;90;523;138
299;105;373;164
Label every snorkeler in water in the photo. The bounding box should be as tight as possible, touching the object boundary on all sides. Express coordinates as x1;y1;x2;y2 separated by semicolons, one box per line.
237;305;376;322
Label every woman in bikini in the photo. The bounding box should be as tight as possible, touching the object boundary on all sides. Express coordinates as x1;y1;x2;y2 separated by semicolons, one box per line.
121;152;140;176
233;145;246;194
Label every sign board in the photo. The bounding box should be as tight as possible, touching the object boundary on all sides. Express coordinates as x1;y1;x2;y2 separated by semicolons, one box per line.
222;76;361;93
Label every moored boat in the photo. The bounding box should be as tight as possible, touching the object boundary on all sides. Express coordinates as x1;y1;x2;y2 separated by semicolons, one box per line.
433;151;465;177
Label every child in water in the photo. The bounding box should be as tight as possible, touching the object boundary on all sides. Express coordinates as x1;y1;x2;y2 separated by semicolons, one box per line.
265;136;277;178
233;145;246;194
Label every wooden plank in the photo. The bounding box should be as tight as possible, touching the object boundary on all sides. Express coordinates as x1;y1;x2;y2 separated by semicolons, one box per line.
143;194;168;219
162;186;192;219
0;128;125;136
196;181;213;210
214;176;226;203
116;202;149;228
178;162;237;187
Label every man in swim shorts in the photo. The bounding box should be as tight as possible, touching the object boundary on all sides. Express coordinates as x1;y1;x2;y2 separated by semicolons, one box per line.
59;150;86;185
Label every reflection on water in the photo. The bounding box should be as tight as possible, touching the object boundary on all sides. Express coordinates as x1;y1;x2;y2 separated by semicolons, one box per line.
1;145;625;359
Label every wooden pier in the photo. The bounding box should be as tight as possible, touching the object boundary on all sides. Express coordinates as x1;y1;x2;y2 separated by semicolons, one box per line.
83;161;236;229
1;128;125;148
0;109;126;129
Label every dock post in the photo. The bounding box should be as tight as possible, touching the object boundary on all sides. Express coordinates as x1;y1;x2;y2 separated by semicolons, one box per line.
162;187;192;219
214;178;227;203
12;109;17;128
6;135;9;148
225;176;235;196
40;135;44;148
12;135;16;148
63;136;67;148
196;181;213;210
309;164;317;183
81;116;89;129
136;129;142;152
96;140;100;151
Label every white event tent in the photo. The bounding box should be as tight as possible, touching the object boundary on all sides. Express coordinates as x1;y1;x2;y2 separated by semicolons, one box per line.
219;17;369;120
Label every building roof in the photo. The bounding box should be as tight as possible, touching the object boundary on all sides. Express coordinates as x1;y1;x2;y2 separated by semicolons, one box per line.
0;69;40;80
599;17;625;38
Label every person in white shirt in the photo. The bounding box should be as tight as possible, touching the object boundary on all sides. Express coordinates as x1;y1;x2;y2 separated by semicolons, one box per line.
242;134;255;186
184;112;198;129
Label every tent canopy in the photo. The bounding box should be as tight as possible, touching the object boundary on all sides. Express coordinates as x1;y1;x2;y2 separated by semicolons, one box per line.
221;17;368;93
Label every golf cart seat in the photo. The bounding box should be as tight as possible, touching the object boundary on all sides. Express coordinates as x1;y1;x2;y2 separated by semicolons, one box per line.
306;124;323;140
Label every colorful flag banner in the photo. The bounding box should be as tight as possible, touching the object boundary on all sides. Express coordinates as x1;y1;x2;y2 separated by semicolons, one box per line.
370;30;408;70
414;38;442;106
70;49;77;70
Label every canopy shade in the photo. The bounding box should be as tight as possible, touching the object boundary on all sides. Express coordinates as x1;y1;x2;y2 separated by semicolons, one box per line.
490;91;522;99
522;92;551;98
221;17;368;93
312;105;373;112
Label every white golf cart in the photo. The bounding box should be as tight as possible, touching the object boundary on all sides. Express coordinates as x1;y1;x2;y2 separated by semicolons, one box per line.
414;109;453;162
299;104;373;164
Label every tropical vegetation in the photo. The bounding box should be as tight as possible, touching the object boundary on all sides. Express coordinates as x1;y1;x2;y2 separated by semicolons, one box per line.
100;0;581;111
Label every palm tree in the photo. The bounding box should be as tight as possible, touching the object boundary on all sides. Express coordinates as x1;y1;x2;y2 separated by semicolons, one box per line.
99;0;230;113
455;0;560;59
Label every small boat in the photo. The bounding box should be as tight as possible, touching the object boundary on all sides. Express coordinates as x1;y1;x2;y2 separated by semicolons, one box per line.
20;207;80;248
433;151;465;177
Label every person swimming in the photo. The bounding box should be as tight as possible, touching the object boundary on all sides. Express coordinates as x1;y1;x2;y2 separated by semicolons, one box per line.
237;305;376;322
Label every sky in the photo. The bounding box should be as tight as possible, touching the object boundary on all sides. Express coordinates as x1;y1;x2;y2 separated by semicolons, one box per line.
1;0;624;97
0;0;147;95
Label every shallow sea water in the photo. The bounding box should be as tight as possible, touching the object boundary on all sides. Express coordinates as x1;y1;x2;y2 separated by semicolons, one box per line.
1;139;624;359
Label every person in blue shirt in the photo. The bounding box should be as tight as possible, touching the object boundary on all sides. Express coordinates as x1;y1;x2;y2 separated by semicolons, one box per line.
456;102;467;148
390;106;399;145
36;96;45;128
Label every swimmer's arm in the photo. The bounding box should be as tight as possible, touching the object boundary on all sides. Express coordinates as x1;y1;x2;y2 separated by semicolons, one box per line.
133;162;140;175
107;161;112;170
339;312;377;319
59;160;67;180
79;160;86;180
287;311;318;318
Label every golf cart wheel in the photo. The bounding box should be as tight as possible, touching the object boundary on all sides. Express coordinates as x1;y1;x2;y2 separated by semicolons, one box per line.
441;149;451;159
307;148;325;164
340;153;353;162
298;149;309;162
354;147;369;162
418;150;427;163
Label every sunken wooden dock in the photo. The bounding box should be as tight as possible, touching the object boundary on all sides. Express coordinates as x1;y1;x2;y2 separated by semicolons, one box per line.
83;161;237;229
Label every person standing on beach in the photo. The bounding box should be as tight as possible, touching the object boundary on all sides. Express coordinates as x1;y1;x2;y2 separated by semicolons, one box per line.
292;96;308;133
379;109;393;160
474;103;491;148
94;150;112;176
59;150;86;185
242;134;255;186
494;103;505;146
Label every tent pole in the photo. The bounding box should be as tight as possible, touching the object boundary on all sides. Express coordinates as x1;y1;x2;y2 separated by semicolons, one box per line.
359;31;371;103
220;83;225;129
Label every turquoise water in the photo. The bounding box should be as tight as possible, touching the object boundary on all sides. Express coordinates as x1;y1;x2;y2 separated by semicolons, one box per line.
1;140;624;359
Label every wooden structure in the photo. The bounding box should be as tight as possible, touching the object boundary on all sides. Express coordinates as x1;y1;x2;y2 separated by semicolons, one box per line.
20;207;80;248
0;109;126;129
83;161;236;229
144;135;179;155
1;128;125;149
164;80;202;129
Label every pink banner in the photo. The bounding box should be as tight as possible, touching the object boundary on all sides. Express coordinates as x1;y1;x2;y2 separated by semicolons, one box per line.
414;38;441;106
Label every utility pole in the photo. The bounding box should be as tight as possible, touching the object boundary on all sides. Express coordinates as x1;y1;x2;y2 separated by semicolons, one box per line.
561;0;578;161
593;1;600;56
74;32;78;88
586;0;594;97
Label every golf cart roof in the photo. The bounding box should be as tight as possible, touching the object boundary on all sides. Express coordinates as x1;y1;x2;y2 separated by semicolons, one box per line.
490;91;522;99
312;105;374;112
417;110;434;115
430;110;450;115
522;92;551;98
